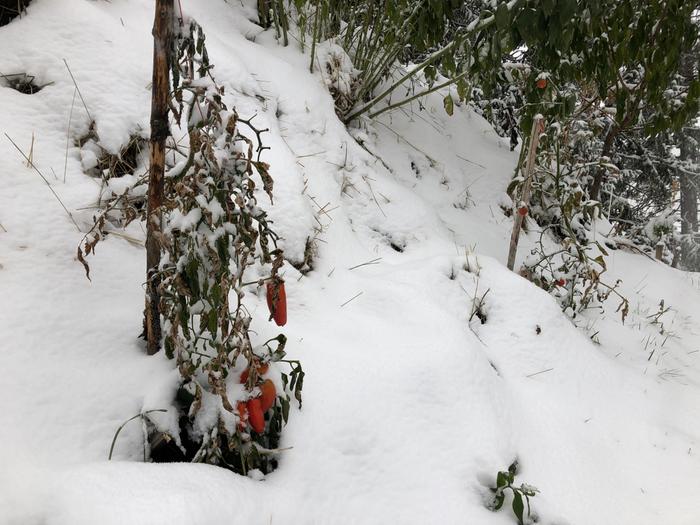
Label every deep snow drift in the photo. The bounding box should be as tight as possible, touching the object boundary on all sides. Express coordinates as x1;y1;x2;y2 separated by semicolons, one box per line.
1;1;699;524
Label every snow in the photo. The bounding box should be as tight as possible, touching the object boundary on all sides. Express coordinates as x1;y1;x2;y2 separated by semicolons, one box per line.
1;1;700;524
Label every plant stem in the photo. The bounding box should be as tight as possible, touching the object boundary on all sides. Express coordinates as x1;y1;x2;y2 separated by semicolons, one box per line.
343;1;522;123
309;0;322;73
368;70;470;120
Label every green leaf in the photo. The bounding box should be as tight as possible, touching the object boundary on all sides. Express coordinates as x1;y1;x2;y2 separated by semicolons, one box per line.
443;94;454;116
494;491;505;510
208;309;218;335
294;370;305;408
497;471;508;489
456;78;469;101
558;0;577;25
515;9;538;46
512;491;525;524
595;241;609;257
280;396;290;423
542;0;555;16
495;2;510;31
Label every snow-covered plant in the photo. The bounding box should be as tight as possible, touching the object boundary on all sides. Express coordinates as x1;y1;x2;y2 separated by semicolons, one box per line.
286;0;463;119
523;229;629;323
152;17;304;474
512;119;629;322
317;43;359;118
78;17;304;475
488;462;538;525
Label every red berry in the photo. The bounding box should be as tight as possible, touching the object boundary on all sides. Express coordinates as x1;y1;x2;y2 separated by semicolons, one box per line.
536;78;547;89
517;206;528;216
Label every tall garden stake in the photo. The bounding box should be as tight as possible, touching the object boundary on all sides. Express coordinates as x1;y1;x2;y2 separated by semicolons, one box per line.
144;0;173;355
507;115;543;271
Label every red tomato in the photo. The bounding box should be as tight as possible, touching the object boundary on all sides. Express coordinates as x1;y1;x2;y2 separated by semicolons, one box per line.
517;206;528;216
266;280;287;326
260;379;277;412
240;362;269;384
556;278;566;286
536;78;547;89
236;401;248;431
247;398;265;433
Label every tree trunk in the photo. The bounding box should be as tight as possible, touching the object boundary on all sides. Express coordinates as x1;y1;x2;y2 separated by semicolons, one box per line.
677;46;699;270
679;131;699;269
144;0;173;355
589;123;617;202
258;0;271;28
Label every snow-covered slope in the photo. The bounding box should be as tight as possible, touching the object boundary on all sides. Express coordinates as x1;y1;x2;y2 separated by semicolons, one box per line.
1;1;699;524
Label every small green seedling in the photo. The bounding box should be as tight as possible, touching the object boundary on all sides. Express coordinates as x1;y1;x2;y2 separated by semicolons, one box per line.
490;461;538;525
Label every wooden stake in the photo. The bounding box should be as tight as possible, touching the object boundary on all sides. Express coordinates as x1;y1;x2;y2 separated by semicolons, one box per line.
144;0;173;355
655;243;664;261
507;115;544;271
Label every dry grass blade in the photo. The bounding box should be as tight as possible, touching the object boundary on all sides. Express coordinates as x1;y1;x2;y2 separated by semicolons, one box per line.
62;59;92;122
108;409;167;461
4;133;81;232
64;87;77;183
340;291;363;307
348;257;382;270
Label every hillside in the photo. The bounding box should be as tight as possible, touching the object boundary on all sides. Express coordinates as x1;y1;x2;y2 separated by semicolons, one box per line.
1;1;699;524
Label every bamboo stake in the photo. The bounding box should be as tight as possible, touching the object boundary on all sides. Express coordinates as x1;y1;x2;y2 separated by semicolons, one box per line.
507;115;544;271
144;0;174;355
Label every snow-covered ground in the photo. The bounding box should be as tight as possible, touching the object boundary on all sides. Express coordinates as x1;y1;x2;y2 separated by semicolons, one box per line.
1;1;699;524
